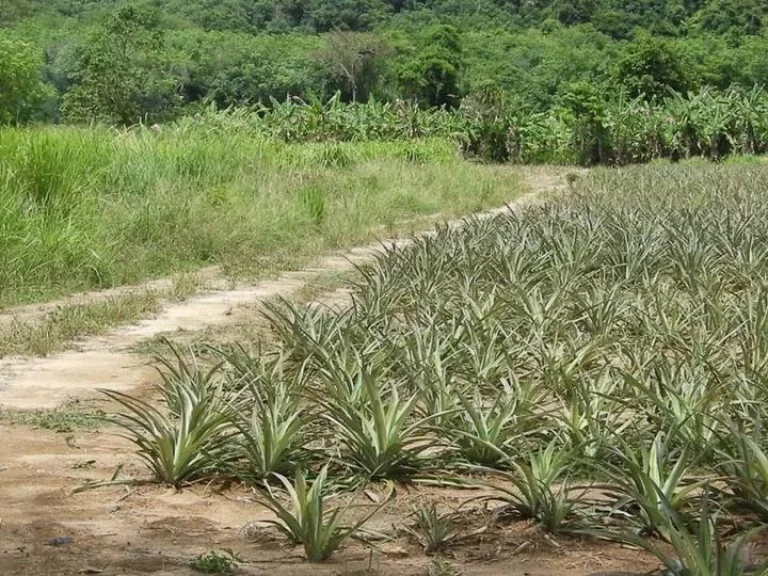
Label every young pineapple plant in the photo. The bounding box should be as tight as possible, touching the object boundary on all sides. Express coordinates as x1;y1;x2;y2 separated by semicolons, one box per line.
449;381;537;468
402;503;475;554
594;432;709;539
316;365;444;481
475;441;581;533
102;382;236;487
233;376;305;484
256;465;391;562
591;492;765;576
716;431;768;521
101;344;239;487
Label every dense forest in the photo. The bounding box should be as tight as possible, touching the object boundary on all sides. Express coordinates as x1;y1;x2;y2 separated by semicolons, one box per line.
1;0;767;126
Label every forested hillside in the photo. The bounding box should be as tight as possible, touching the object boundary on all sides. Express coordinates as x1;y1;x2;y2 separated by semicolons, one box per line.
1;0;767;125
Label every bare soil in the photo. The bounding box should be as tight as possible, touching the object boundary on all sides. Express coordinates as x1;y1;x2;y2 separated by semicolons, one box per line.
0;422;658;576
0;167;660;576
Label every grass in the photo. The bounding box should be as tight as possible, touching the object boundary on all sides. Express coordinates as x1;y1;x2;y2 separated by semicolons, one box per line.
189;549;242;574
0;408;106;431
0;292;161;357
0;123;522;310
0;270;204;358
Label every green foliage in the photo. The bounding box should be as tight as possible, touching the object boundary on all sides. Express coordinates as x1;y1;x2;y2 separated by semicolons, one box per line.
316;365;441;480
6;0;768;124
94;163;768;567
614;34;691;100
299;185;326;226
304;0;390;32
256;466;391;562
0;125;515;309
596;433;708;538
314;31;389;102
691;0;766;37
189;549;242;574
102;383;236;487
450;382;534;467
456;87;515;163
233;361;306;483
0;36;51;125
593;494;765;576
558;81;610;164
397;25;464;108
0;0;31;26
715;432;768;521
0;408;105;432
61;6;179;124
403;504;465;554
477;442;580;533
456;85;768;165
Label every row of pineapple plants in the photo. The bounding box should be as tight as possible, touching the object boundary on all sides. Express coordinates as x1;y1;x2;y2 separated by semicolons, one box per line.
100;164;768;572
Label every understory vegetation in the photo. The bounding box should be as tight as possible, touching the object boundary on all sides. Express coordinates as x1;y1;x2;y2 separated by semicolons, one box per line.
102;164;768;570
173;88;768;165
0;129;519;308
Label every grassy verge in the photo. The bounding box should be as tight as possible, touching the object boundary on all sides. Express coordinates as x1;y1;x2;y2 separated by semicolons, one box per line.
0;408;105;432
0;272;204;358
0;292;162;357
0;125;522;309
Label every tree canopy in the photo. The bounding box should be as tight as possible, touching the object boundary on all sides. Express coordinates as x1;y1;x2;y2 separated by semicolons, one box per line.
0;36;51;124
2;0;767;124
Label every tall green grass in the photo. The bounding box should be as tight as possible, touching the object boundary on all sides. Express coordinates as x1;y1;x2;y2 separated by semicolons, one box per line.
0;123;521;308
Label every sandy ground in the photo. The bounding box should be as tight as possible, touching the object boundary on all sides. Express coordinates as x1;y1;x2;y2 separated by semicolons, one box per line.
0;168;662;576
0;421;658;576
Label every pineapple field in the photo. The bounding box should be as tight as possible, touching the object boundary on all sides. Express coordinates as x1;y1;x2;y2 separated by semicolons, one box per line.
4;1;768;573
5;163;764;575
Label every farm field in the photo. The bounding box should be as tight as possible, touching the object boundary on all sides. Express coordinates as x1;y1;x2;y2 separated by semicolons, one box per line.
2;163;768;575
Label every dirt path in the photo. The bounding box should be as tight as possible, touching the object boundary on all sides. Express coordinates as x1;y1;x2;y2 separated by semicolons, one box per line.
0;168;568;411
0;251;371;410
0;167;658;576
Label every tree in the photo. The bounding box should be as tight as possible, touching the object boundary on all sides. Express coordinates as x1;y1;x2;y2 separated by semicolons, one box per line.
548;0;599;25
305;0;390;32
613;34;690;100
0;37;50;125
397;25;464;108
691;0;765;37
315;31;389;102
61;6;178;125
0;0;31;26
558;80;611;164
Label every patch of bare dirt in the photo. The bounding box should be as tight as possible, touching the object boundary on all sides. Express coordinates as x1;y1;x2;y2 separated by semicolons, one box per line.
0;423;659;576
0;267;224;330
0;255;370;410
